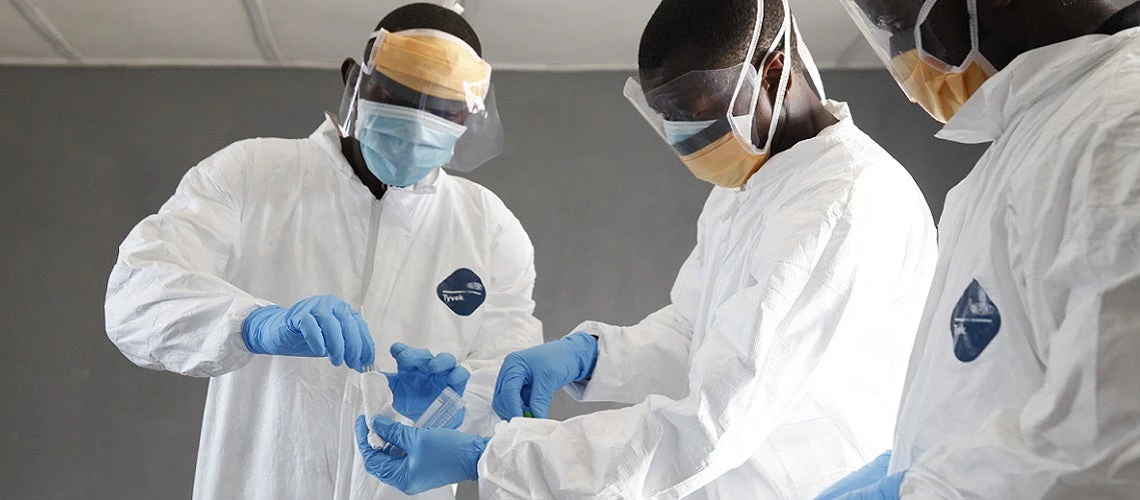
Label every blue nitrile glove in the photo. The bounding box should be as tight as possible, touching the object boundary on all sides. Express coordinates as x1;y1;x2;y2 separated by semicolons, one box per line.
492;332;598;420
829;472;906;500
383;343;470;425
817;451;905;500
817;451;894;499
355;414;488;495
241;295;375;372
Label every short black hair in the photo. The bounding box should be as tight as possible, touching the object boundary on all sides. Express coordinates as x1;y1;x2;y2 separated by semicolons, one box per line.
638;0;799;83
373;2;482;56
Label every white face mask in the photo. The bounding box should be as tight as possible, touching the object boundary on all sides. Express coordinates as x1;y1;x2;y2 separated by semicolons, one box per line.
331;28;505;174
354;100;467;187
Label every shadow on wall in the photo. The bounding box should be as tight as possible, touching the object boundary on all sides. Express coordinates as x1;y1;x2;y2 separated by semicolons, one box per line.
0;66;984;499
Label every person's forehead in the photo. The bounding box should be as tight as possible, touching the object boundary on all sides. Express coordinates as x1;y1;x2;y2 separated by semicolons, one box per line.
640;45;732;93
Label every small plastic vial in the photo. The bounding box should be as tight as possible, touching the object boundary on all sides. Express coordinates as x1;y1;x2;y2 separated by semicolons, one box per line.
414;387;466;428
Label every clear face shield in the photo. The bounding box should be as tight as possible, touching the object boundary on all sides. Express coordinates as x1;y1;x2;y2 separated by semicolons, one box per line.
838;0;995;123
623;0;826;188
333;28;503;174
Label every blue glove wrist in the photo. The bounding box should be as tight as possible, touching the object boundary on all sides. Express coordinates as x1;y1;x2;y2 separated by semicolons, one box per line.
564;332;599;382
816;451;897;500
241;304;284;354
882;471;907;498
819;462;907;500
462;436;491;482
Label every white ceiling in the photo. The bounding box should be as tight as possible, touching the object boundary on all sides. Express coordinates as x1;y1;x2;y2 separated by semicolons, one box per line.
0;0;889;71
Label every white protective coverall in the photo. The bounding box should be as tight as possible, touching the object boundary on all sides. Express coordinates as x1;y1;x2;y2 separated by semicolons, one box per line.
891;29;1140;498
104;118;542;500
478;101;938;499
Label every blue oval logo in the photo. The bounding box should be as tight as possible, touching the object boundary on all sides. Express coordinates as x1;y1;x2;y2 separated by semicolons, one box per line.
950;279;1002;362
437;268;486;317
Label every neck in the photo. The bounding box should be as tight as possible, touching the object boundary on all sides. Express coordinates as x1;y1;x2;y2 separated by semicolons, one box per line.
768;76;838;156
1097;1;1140;34
984;1;1119;69
339;136;387;200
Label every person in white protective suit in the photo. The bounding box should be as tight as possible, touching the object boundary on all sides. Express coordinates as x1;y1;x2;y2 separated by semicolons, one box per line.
351;1;938;498
817;0;1140;498
103;3;542;499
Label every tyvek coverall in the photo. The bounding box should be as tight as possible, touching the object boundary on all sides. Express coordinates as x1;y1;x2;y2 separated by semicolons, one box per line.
892;27;1140;499
479;102;938;499
105;118;542;499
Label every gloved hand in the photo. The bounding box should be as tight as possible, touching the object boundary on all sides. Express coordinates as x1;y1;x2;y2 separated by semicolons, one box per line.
242;295;375;372
827;472;906;500
816;451;905;500
355;414;488;495
492;332;598;420
383;343;470;425
817;451;893;499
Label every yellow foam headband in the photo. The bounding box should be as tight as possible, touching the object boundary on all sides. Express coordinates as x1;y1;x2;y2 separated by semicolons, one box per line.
367;28;491;104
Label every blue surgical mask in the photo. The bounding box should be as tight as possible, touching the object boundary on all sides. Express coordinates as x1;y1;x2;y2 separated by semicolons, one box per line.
662;119;717;145
354;100;467;187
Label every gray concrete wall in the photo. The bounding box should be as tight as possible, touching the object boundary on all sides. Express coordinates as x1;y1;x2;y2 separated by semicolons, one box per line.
0;67;985;499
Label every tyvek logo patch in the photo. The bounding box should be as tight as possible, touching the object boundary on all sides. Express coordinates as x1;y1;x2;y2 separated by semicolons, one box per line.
437;268;486;317
950;279;1002;362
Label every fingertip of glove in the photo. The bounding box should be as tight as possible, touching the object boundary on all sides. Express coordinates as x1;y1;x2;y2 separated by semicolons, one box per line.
389;342;408;356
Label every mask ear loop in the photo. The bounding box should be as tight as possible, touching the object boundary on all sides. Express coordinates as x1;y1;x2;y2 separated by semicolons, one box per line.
913;0;938;69
793;16;827;101
964;0;997;75
914;0;996;75
729;0;765;147
760;0;793;155
730;0;789;154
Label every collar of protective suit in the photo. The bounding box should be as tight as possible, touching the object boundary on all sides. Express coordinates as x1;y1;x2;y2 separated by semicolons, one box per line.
734;100;856;193
309;116;445;230
309;116;445;194
938;27;1140;144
